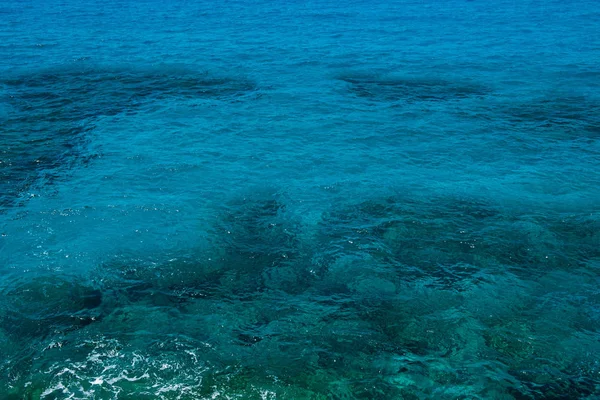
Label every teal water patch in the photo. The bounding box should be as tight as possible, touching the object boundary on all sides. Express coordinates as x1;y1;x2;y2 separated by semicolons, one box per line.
0;64;255;210
1;0;599;398
1;192;598;399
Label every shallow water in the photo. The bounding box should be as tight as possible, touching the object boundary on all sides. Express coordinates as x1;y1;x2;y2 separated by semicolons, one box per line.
1;0;599;398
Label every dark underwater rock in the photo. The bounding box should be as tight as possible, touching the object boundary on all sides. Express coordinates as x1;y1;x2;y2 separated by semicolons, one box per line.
0;276;103;339
97;193;307;306
209;192;307;295
500;95;600;140
338;72;489;103
315;193;598;286
0;63;256;209
314;195;505;283
2;64;256;119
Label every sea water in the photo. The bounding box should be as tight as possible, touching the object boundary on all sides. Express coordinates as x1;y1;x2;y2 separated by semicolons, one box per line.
0;0;599;398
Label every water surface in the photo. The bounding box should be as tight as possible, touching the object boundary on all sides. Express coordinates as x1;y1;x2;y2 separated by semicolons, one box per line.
1;0;599;398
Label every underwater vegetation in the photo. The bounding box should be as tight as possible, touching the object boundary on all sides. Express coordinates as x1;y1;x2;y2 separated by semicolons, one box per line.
1;192;598;399
0;64;256;211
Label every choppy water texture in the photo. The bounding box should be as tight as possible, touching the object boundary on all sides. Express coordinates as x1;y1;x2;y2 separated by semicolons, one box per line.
1;0;599;398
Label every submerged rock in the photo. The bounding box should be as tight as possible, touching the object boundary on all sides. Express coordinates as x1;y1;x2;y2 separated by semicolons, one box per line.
338;72;489;103
0;276;103;340
209;192;307;295
0;63;257;209
500;94;600;140
97;193;307;305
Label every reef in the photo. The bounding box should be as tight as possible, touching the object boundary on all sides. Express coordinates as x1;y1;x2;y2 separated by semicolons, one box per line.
0;64;256;210
1;192;598;398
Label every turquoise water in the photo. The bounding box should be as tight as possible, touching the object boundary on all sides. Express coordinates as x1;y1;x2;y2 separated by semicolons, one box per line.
1;0;599;398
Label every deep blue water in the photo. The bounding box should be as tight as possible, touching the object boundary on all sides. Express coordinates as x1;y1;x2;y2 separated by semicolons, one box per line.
1;0;599;398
